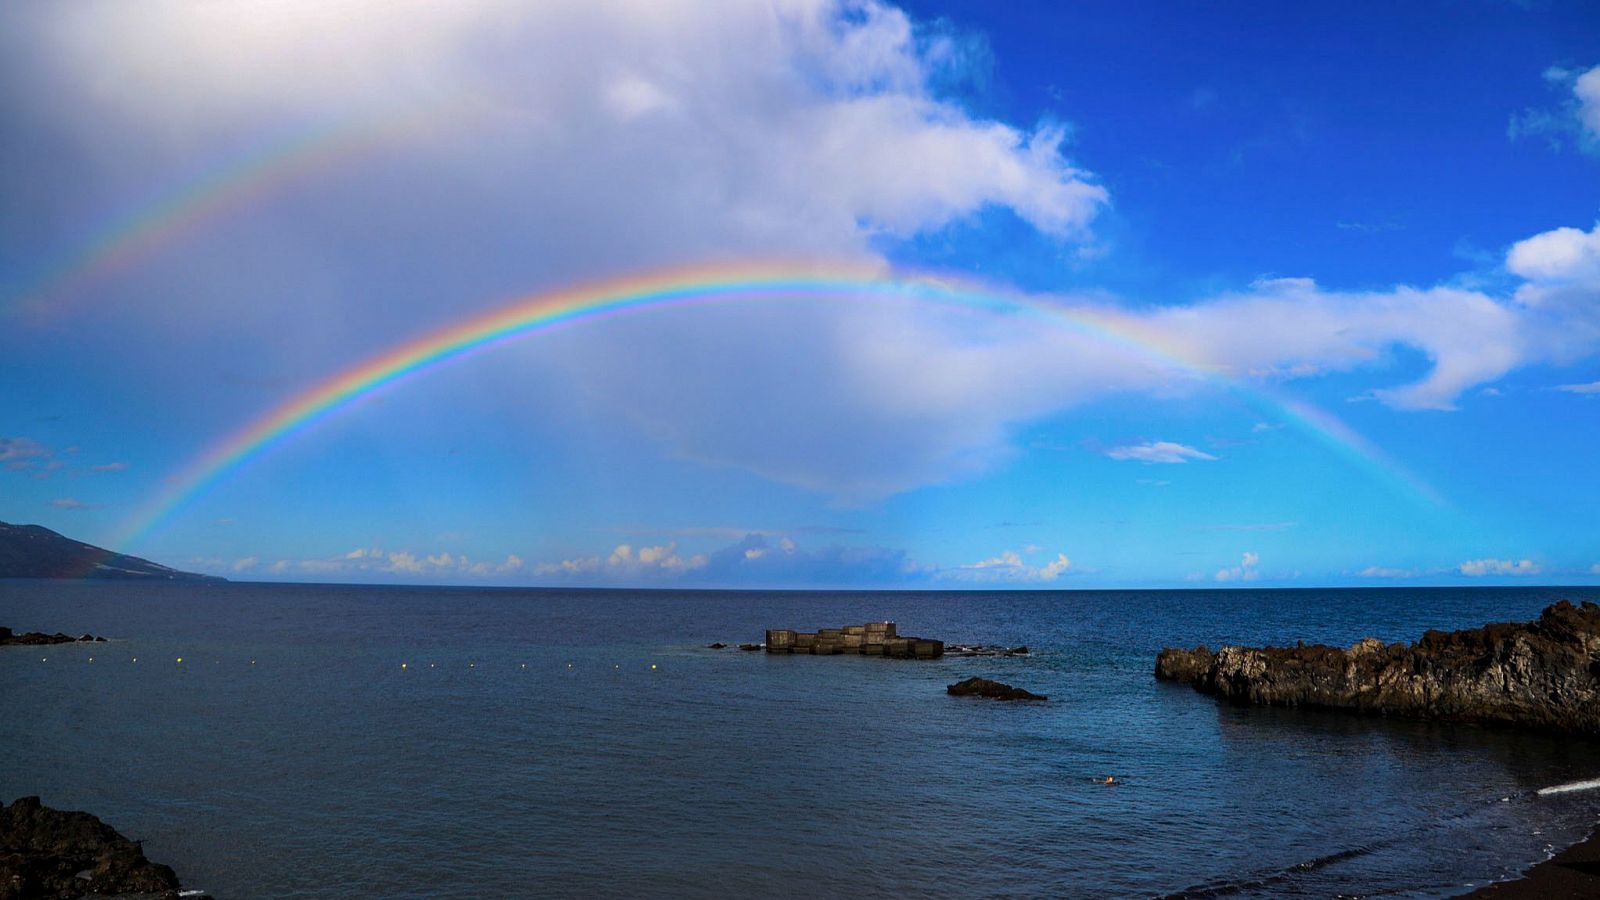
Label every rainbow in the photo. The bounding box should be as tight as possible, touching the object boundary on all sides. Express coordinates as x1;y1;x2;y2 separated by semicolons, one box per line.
112;263;1443;549
9;107;443;319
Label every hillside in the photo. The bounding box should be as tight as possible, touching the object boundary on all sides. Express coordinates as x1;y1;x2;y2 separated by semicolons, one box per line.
0;520;220;581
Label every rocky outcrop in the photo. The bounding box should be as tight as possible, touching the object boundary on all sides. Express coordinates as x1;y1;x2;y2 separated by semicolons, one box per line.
0;628;107;647
1156;600;1600;735
0;796;198;899
947;677;1047;701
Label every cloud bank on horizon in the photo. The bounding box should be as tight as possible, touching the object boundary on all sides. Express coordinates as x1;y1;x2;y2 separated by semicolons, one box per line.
2;0;1599;587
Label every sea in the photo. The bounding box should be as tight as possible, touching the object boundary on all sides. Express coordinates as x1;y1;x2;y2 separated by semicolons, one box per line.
2;581;1598;899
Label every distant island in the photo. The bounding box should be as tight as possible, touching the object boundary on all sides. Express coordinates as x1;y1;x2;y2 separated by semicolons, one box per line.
0;520;221;581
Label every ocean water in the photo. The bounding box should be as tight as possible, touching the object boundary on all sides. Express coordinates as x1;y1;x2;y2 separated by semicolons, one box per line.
2;581;1598;899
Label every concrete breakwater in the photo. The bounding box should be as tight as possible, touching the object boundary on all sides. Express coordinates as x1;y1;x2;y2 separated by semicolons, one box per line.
766;621;945;659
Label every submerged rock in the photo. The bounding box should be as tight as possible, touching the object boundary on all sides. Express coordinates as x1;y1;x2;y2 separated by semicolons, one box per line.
945;644;1031;658
0;796;197;899
706;643;727;650
737;644;761;652
946;677;1047;701
1156;600;1600;735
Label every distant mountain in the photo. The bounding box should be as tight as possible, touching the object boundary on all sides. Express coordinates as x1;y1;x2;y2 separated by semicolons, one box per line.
0;521;222;581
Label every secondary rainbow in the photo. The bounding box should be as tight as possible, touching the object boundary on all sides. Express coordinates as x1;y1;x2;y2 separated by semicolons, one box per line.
113;263;1443;549
11;107;444;319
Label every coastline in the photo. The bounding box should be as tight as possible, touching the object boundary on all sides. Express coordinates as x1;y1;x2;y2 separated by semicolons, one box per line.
1462;823;1600;898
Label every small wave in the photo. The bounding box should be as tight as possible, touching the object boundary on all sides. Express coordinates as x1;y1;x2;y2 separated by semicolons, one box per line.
1157;841;1388;899
1536;777;1600;796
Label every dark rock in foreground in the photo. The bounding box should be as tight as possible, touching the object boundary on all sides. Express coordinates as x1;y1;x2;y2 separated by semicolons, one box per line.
1156;600;1600;735
0;628;106;647
0;796;200;899
947;677;1047;701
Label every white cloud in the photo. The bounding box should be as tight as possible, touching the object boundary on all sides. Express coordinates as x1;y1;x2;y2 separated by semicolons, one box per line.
1575;65;1600;140
1556;381;1600;394
25;0;1105;256
1458;558;1542;577
10;6;1600;507
1358;566;1417;579
1507;221;1600;290
539;542;706;578
1215;551;1260;582
0;437;51;462
49;497;92;510
262;548;527;579
1105;441;1218;464
232;556;259;572
1510;63;1600;152
954;549;1071;581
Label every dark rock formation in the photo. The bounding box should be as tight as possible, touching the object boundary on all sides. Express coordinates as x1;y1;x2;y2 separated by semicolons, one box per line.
0;520;221;581
0;628;106;647
737;644;761;652
1156;600;1600;735
706;643;727;649
947;677;1047;701
0;796;197;899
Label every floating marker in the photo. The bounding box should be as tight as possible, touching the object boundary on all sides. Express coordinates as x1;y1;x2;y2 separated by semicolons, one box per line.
469;662;476;668
520;663;527;669
132;658;138;663
651;664;657;670
41;658;47;662
176;657;183;664
401;662;408;669
88;657;94;663
250;660;256;665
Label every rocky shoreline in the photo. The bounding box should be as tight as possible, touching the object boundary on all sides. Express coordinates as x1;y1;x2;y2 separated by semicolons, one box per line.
1155;600;1600;736
0;796;206;899
0;627;107;647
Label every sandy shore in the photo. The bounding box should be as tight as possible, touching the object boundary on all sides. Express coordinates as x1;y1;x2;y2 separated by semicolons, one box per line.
1461;824;1600;898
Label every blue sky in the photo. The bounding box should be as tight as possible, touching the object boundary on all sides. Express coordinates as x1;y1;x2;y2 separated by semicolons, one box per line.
2;0;1598;588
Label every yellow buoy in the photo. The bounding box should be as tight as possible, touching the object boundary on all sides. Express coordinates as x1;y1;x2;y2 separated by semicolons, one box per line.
401;662;409;669
176;657;183;664
650;664;657;670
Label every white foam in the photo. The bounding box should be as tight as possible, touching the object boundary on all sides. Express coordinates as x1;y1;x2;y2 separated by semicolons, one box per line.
1537;777;1600;796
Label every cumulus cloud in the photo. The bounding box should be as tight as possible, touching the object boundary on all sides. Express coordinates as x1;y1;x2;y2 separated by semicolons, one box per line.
266;548;527;579
536;542;706;578
1358;565;1417;579
1105;441;1217;464
18;0;1104;262
1215;551;1260;582
9;5;1600;506
1459;558;1542;577
952;548;1071;582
